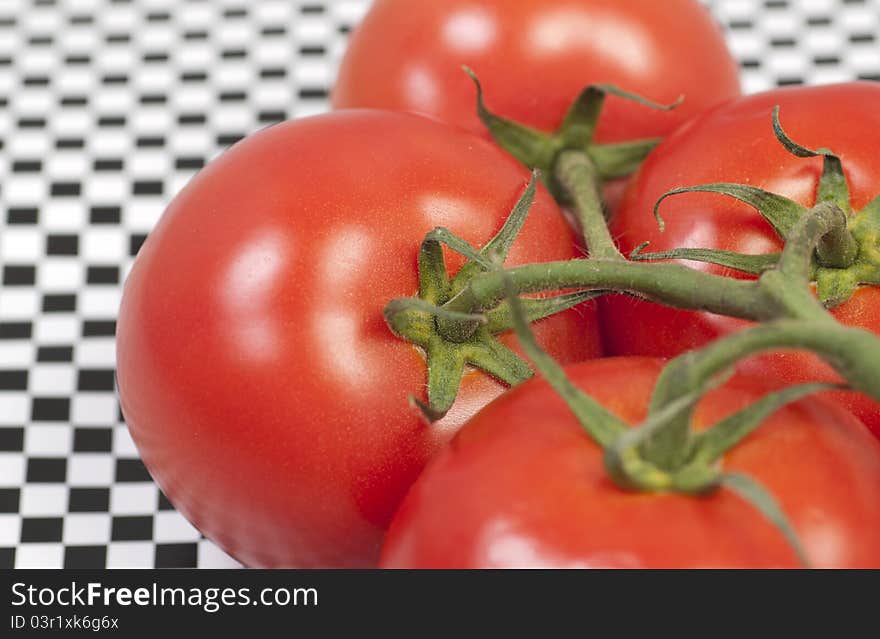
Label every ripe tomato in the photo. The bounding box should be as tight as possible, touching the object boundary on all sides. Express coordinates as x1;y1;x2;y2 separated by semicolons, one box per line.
604;83;880;436
333;0;740;143
381;358;880;568
116;110;601;568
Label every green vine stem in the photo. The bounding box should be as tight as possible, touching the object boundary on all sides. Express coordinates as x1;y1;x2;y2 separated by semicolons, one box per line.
456;256;763;318
442;201;880;402
654;320;880;405
639;317;871;470
456;201;843;319
553;150;623;260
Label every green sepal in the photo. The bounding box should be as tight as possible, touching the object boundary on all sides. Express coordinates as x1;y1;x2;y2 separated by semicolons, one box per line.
630;242;781;275
420;341;467;419
689;383;839;466
587;84;683;113
464;66;557;173
432;174;538;338
861;193;880;222
417;237;448;304
384;174;586;422
559;84;680;150
604;386;713;491
772;106;851;214
423;227;493;271
816;268;859;308
502;275;627;448
557;85;605;149
388;309;531;424
448;171;538;293
669;463;722;495
851;196;880;284
721;473;810;568
408;395;447;424
485;290;602;334
477;171;537;265
654;184;807;239
410;329;534;421
382;300;435;344
384;298;486;341
569;85;676;183
588;138;661;180
464;67;678;197
644;361;733;471
465;334;534;385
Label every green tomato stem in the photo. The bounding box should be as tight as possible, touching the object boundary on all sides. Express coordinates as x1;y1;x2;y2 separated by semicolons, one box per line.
656;319;880;403
777;202;850;285
462;203;849;324
461;258;768;320
817;220;860;269
553;149;623;260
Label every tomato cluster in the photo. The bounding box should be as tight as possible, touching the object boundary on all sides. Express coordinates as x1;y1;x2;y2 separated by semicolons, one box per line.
116;1;880;568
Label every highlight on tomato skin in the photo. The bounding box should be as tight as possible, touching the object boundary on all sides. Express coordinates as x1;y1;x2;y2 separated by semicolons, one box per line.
115;109;602;569
603;82;880;438
380;358;880;569
333;0;741;143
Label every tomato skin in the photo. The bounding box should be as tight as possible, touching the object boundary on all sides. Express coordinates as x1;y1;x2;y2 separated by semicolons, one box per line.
115;110;600;568
333;0;740;143
380;358;880;569
603;83;880;437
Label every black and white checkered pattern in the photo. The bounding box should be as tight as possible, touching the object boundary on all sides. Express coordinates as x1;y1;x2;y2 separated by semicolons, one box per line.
1;0;878;568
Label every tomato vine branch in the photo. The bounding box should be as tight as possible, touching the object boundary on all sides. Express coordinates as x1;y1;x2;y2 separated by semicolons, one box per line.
553;149;623;260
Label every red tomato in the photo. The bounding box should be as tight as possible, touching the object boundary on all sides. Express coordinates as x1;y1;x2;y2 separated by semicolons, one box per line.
333;0;740;143
604;83;880;437
116;110;601;568
381;358;880;568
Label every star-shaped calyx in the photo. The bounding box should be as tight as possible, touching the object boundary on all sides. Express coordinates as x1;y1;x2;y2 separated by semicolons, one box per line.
463;67;682;203
634;107;880;308
384;174;598;422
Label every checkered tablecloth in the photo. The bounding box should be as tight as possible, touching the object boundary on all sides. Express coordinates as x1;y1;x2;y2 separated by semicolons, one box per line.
1;0;879;569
